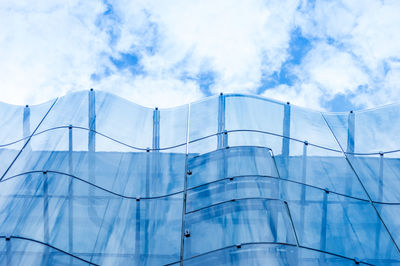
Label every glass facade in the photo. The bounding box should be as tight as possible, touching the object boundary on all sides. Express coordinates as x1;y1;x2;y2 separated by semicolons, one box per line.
0;90;399;265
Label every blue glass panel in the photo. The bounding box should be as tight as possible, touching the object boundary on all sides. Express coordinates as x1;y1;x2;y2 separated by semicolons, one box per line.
189;96;219;143
274;139;367;199
0;172;182;265
324;104;400;154
187;146;278;189
183;199;296;258
284;183;400;263
225;95;284;136
187;176;280;213
3;128;185;197
0;237;89;265
290;106;340;150
0;100;55;178
182;243;360;265
345;152;400;203
376;204;400;248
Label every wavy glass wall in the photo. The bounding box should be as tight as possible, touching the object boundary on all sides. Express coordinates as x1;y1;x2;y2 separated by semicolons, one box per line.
0;90;399;265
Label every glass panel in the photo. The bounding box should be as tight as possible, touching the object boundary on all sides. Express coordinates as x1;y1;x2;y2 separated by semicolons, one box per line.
274;139;367;199
0;172;182;265
159;104;188;149
187;146;278;189
183;199;296;258
290;106;340;150
189;96;219;143
346;152;400;203
0;100;55;179
324;104;400;154
225;95;284;136
187;176;281;213
284;183;400;263
37;91;155;149
376;204;400;248
0;237;88;265
182;243;359;265
3;128;185;197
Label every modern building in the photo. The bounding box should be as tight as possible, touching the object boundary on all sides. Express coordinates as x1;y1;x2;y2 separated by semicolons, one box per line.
0;89;399;265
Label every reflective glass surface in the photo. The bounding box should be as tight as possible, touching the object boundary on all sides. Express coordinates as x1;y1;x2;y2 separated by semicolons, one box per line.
0;91;399;265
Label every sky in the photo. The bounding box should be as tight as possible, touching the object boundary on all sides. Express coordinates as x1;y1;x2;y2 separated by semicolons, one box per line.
0;0;400;111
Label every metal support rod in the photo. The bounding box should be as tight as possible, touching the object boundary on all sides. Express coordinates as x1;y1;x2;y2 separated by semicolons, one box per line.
180;104;191;265
23;105;31;151
135;201;141;264
6;237;11;266
300;142;308;236
88;89;96;197
375;152;384;256
217;93;227;149
43;171;49;264
153;107;160;151
347;111;355;154
282;102;291;156
320;191;328;259
322;114;400;254
68;125;74;255
88;89;96;152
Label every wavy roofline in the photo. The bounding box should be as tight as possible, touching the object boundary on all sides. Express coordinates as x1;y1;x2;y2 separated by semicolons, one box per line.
0;89;398;114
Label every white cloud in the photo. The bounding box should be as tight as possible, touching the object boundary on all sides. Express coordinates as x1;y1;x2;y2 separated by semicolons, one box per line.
0;0;110;104
294;0;400;109
0;0;301;107
1;0;400;111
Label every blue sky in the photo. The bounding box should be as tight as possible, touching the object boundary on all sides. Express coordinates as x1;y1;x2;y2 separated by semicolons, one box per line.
1;0;400;111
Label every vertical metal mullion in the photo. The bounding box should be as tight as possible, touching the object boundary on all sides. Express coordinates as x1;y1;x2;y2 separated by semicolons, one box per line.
217;93;227;149
300;142;308;237
88;89;96;198
135;200;141;264
347;111;355;154
43;171;49;264
320;191;328;260
23;105;31;151
375;152;384;256
68;125;74;257
180;103;191;265
282;102;291;157
153;107;160;151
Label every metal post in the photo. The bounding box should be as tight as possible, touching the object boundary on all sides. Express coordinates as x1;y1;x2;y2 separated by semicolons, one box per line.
23;105;31;151
42;171;49;264
282;102;291;156
320;190;328;259
135;200;141;264
347;111;355;154
375;152;384;256
153;107;160;151
88;88;96;152
88;89;96;196
217;93;227;149
68;125;73;256
6;237;11;266
300;141;308;236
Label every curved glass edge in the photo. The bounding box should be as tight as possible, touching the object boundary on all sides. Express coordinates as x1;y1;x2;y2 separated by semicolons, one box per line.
187;146;278;189
183;199;296;258
188;137;367;201
185;175;399;262
177;243;374;266
2;128;186;197
0;236;91;265
3;90;399;154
